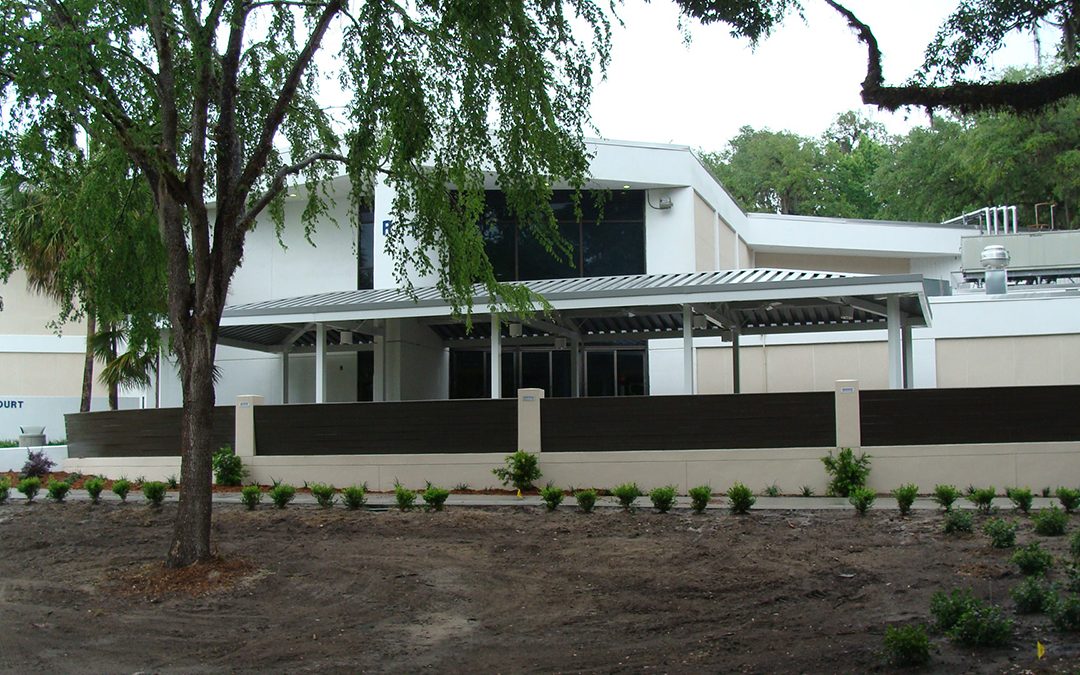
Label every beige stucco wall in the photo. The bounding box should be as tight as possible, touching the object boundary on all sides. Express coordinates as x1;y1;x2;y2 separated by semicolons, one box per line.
692;192;717;272
737;237;752;268
0;352;105;397
754;252;910;275
697;342;889;394
65;441;1080;496
937;334;1080;387
0;270;86;335
717;216;737;269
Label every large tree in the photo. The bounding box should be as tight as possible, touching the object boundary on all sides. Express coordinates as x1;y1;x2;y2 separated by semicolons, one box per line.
0;0;610;566
674;0;1080;113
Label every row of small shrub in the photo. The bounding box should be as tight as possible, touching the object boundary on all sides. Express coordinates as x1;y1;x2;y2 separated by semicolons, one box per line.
0;474;171;507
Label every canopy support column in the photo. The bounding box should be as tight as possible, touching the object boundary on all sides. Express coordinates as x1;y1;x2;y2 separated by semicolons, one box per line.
315;322;327;403
490;315;501;399
887;295;902;390
682;305;694;394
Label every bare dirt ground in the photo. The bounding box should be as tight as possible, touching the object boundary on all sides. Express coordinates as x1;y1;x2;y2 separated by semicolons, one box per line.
0;501;1077;674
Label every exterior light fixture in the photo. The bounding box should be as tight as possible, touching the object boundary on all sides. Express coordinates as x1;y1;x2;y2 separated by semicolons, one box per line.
840;306;855;320
691;315;708;330
622;184;631;189
554;337;568;350
509;323;523;338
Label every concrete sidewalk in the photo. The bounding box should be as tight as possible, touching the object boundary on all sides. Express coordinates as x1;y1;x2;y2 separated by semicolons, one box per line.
1;489;1064;512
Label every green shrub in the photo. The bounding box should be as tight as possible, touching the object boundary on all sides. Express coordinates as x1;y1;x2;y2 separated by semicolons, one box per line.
240;484;263;510
1056;486;1080;513
763;483;780;497
1006;487;1034;514
1042;486;1052;497
947;604;1013;647
982;518;1017;548
1070;530;1080;562
539;484;564;512
1032;506;1068;536
727;482;756;514
492;450;542;492
166;474;179;489
0;477;10;505
932;484;962;511
799;485;814;497
269;483;296;509
821;447;871;497
17;477;41;503
310;483;336;508
575;488;597;513
422;483;450;511
943;510;974;534
111;478;131;502
1049;593;1080;631
341;485;367;510
649;485;677;513
966;486;996;513
892;483;918;516
882;624;930;667
394;483;416;511
211;444;244;486
1011;576;1053;614
849;486;876;515
611;482;643;511
45;479;70;502
141;481;167;507
930;588;979;632
688;485;711;514
83;477;105;503
1011;542;1053;576
1064;563;1080;593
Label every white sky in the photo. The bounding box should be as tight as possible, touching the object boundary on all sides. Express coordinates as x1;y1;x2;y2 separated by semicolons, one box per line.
591;0;1053;152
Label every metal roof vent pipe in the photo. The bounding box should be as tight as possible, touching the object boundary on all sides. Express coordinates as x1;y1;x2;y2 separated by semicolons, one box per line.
981;244;1010;295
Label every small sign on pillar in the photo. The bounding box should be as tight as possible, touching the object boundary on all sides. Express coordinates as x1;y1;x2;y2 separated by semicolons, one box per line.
834;380;861;449
235;395;264;458
517;388;544;454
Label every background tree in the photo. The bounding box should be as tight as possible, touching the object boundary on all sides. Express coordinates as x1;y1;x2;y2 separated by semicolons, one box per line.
0;0;612;567
674;0;1080;112
702;126;821;214
0;138;165;412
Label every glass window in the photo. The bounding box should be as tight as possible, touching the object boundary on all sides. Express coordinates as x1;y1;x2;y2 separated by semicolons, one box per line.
551;350;572;398
358;202;374;290
520;351;551;393
586;351;615;397
517;222;579;281
450;351;487;399
616;351;646;396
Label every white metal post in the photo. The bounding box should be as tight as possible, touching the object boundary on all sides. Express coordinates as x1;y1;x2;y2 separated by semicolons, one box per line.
490;314;501;399
682;305;694;394
886;296;902;390
315;322;327;403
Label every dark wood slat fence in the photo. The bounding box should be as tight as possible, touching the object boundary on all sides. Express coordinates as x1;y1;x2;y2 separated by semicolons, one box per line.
860;385;1080;446
540;392;836;452
252;399;517;455
66;407;235;458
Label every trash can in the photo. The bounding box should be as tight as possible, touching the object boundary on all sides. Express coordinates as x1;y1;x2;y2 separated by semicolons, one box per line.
18;426;45;447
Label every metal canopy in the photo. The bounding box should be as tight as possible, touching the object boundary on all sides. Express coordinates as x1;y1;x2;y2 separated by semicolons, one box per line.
220;268;941;351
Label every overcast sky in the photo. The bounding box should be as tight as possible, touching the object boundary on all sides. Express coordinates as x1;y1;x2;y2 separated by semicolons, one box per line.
591;0;1053;152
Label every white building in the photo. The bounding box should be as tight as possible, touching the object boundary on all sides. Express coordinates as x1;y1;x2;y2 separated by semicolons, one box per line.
5;138;1080;429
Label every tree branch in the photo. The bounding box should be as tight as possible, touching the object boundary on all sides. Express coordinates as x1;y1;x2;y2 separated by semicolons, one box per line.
824;0;1080;113
238;152;348;228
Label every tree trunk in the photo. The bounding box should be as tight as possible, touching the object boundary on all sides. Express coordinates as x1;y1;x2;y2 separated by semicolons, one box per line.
80;314;95;412
165;327;217;567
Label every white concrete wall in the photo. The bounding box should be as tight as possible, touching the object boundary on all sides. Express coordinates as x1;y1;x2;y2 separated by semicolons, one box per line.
228;191;359;305
64;441;1080;495
379;319;448;401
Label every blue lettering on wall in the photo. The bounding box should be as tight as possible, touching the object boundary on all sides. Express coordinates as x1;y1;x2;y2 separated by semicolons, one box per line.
381;219;393;235
0;400;25;409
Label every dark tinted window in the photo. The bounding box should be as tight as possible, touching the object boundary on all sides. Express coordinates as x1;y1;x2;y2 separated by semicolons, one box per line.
481;190;644;281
